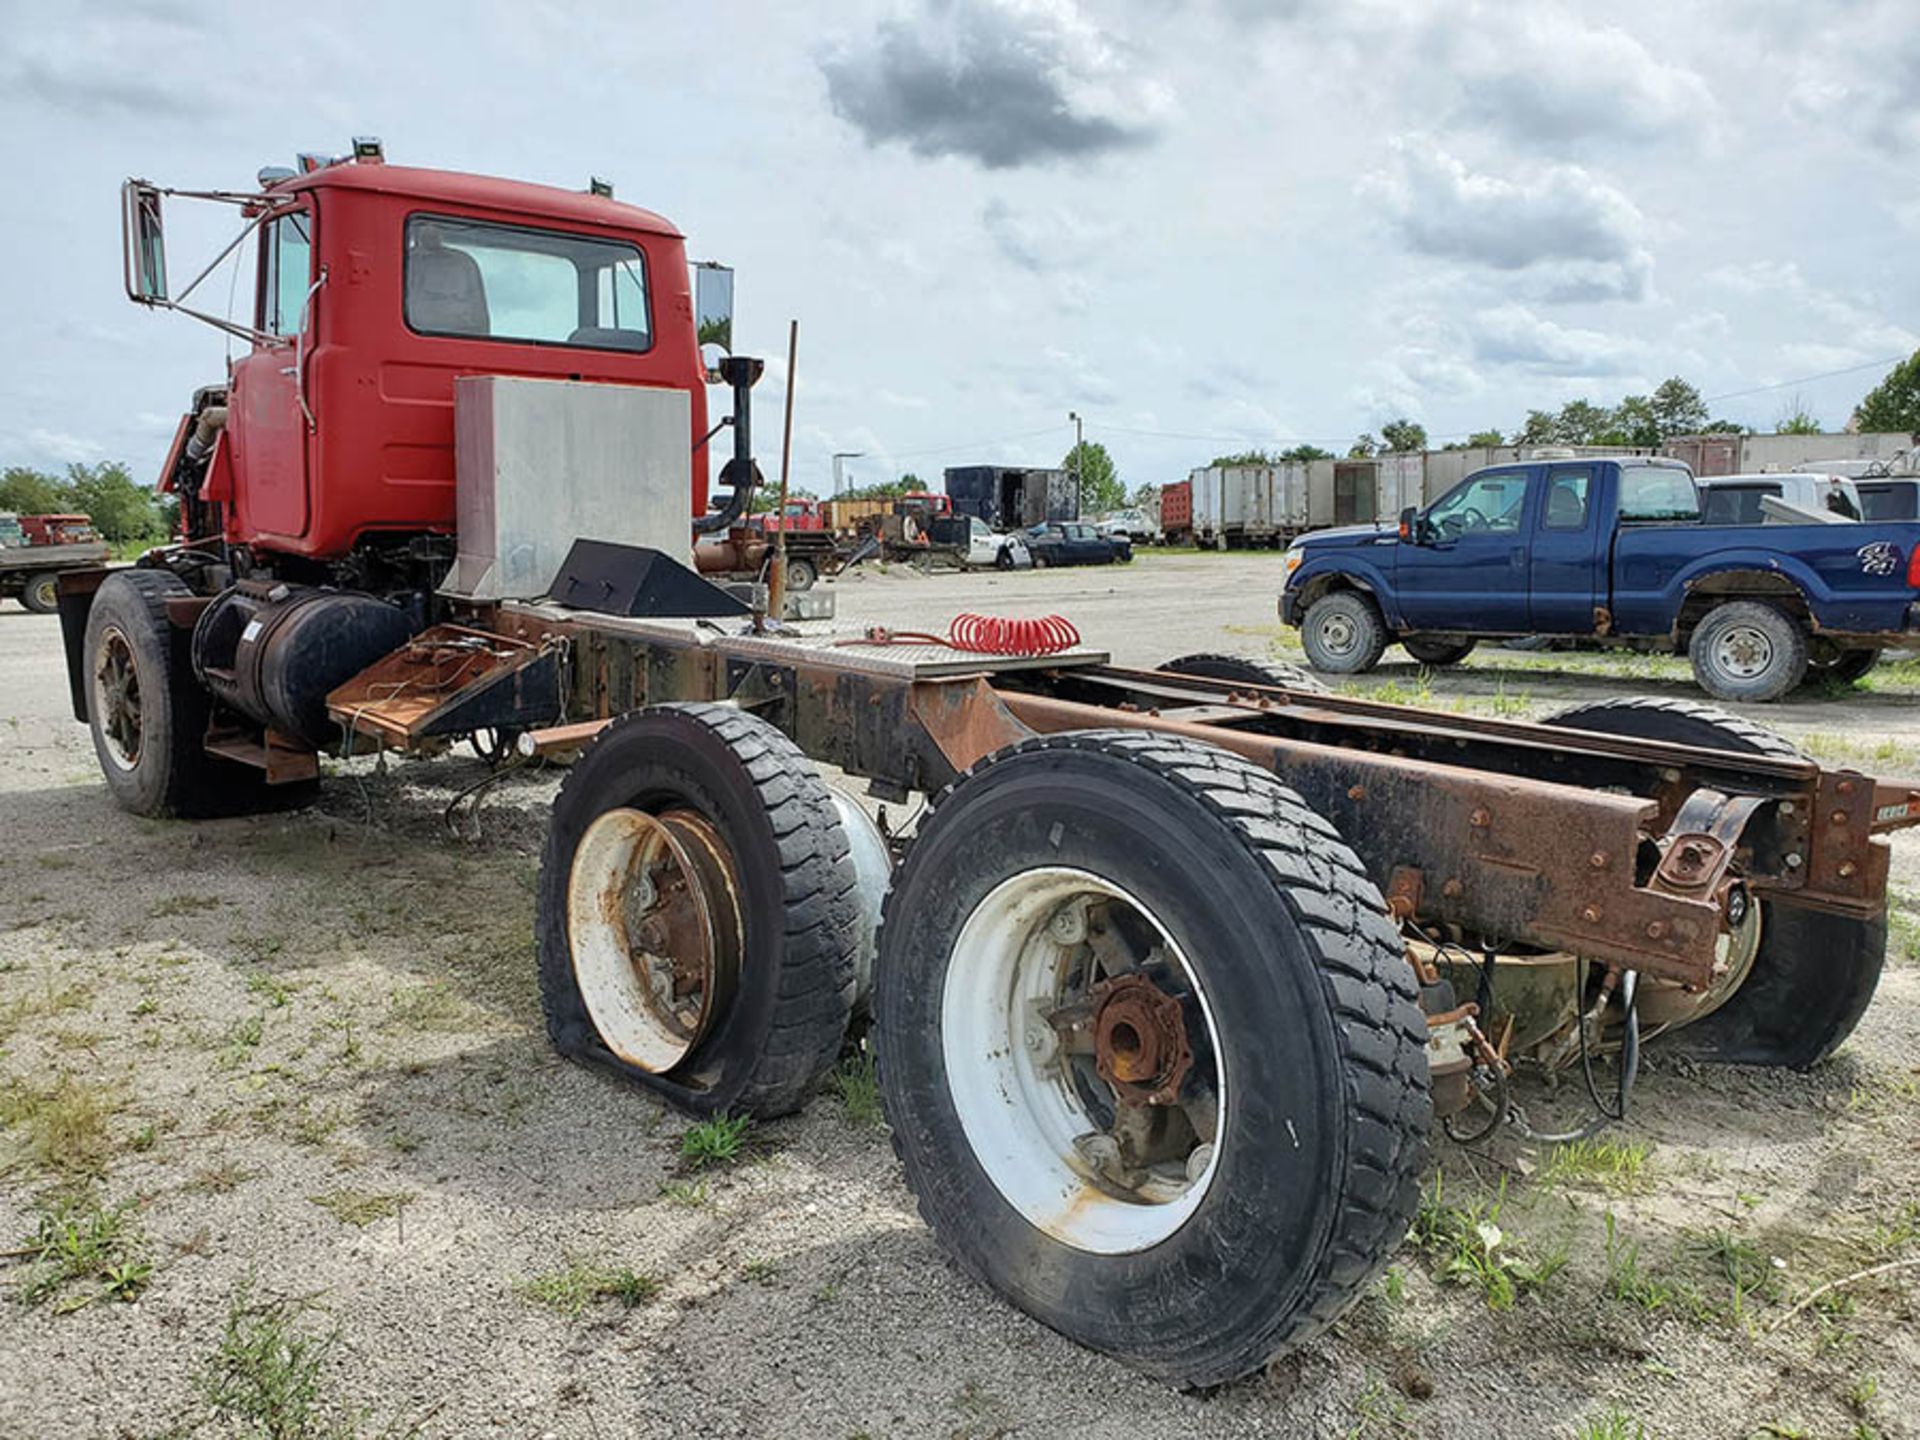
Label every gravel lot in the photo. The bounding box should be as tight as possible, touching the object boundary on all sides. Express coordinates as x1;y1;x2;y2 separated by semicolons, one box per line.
1;551;1917;1439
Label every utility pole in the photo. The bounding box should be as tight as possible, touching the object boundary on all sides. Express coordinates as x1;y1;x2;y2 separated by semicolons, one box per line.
831;451;863;496
1068;411;1083;505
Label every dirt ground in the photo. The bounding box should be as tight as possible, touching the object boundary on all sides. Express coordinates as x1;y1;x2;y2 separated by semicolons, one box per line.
2;551;1917;1440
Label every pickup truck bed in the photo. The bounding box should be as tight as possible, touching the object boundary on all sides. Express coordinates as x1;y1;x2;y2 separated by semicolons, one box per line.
1;542;112;613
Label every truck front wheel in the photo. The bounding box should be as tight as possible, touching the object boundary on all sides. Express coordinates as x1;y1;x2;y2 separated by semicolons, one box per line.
1688;601;1808;703
784;555;818;592
21;572;61;614
874;732;1429;1386
1300;591;1387;675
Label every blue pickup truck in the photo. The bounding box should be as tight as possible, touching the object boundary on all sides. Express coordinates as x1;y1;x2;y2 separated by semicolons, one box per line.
1279;456;1920;701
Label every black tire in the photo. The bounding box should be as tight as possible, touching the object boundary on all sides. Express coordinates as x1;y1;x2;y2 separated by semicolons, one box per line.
1806;648;1879;686
1157;651;1328;694
874;731;1430;1387
1540;698;1881;1068
1300;590;1387;675
21;571;60;614
535;703;860;1118
1688;601;1809;703
784;555;818;593
1540;696;1805;761
82;570;309;819
994;546;1014;571
1401;635;1476;667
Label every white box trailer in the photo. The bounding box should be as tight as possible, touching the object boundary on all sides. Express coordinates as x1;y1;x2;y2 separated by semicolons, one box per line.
1188;464;1308;548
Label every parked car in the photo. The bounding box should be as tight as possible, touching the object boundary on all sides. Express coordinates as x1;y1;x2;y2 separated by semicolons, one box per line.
1026;521;1133;567
1279;457;1920;701
1096;507;1157;543
966;517;1032;570
1860;478;1920;523
1696;472;1863;525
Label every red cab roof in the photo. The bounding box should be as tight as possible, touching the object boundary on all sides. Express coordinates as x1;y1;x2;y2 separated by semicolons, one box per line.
276;162;682;238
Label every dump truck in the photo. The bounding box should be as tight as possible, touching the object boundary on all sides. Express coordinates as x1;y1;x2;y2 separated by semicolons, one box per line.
59;143;1920;1389
1;512;111;612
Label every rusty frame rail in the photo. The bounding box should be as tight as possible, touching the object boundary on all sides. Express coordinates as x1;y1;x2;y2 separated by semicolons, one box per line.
490;604;1918;988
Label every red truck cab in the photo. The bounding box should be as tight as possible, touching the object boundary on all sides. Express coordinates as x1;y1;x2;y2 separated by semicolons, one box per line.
185;157;710;564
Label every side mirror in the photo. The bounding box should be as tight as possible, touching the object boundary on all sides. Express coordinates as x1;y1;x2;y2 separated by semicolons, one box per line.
693;261;734;380
1398;505;1421;543
122;180;168;303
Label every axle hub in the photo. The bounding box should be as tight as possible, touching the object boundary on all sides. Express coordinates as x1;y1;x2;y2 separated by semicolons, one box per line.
1090;974;1193;1107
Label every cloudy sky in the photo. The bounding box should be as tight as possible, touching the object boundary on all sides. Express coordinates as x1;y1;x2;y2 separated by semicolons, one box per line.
2;0;1915;497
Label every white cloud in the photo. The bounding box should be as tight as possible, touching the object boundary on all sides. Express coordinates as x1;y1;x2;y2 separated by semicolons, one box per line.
1467;305;1648;377
1361;138;1653;301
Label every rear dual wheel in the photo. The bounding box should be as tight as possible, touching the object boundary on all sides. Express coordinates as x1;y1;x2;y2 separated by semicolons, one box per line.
536;704;863;1117
21;572;60;614
875;732;1430;1386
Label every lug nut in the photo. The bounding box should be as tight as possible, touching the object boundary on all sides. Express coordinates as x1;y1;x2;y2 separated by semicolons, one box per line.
1589;852;1608;869
1469;808;1490;828
1582;905;1602;923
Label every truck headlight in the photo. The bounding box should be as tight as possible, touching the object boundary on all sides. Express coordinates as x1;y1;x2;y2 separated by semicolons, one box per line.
1283;547;1304;580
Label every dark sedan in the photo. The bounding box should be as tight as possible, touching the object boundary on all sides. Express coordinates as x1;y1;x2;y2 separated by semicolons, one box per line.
1025;521;1133;567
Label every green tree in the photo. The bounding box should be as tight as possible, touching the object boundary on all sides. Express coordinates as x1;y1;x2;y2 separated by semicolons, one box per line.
1280;443;1334;463
1853;350;1920;432
1465;429;1504;447
1773;396;1821;435
1553;400;1612;446
1703;417;1750;435
0;466;72;515
1209;449;1277;467
898;472;925;490
1379;418;1428;453
1650;377;1709;438
1516;410;1557;446
1608;395;1661;447
63;462;166;542
1348;433;1378;458
1062;440;1123;513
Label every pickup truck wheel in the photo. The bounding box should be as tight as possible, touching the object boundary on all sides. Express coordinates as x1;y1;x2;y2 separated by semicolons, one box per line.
994;546;1014;571
1806;648;1878;686
83;570;308;819
1401;636;1476;666
1300;591;1387;675
21;572;61;614
874;731;1429;1386
1157;652;1328;694
536;703;861;1118
784;556;818;592
1540;698;1881;1068
1688;601;1808;703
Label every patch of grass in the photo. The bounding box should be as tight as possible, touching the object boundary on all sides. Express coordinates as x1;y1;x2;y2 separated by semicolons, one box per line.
1542;1137;1651;1195
216;1014;266;1070
247;972;295;1008
741;1258;780;1284
0;979;94;1045
308;1189;413;1229
185;1159;261;1195
385;981;470;1032
1574;1408;1646;1440
0;1073;122;1181
198;1285;337;1439
1689;1227;1780;1325
659;1179;709;1208
831;1050;884;1129
1411;1176;1565;1311
518;1261;660;1318
8;1191;150;1311
1344;1373;1413;1437
681;1112;750;1170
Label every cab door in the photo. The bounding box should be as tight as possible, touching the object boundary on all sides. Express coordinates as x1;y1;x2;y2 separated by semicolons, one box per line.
1394;467;1536;631
230;208;315;540
1528;465;1603;632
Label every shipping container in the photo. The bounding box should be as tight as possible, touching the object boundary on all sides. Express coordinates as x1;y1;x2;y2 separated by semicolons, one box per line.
943;466;1077;530
1186;465;1307;547
1160;479;1192;543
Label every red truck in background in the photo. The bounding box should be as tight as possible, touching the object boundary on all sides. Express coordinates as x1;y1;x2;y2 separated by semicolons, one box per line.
0;513;111;613
1159;478;1192;545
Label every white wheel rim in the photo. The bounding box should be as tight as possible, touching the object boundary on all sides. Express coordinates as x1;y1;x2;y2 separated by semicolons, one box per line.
91;623;142;772
567;806;741;1072
1713;625;1773;680
941;867;1226;1254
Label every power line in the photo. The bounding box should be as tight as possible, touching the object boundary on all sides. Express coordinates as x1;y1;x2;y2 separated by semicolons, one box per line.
888;422;1069;461
1701;354;1905;405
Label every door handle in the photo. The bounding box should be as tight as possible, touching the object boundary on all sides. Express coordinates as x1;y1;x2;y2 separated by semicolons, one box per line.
1510;545;1526;568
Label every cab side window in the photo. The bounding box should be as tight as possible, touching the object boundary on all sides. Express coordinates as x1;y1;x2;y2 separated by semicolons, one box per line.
1542;467;1592;530
1428;470;1529;537
261;211;313;338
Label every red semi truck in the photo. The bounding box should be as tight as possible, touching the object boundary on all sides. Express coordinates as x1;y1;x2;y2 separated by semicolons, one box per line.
56;142;1920;1388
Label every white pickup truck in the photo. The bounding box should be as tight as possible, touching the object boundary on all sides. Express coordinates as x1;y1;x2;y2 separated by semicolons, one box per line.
1695;471;1864;525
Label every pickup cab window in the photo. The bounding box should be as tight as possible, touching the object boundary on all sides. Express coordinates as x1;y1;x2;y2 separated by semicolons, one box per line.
1428;470;1528;537
1618;465;1699;523
1542;467;1591;530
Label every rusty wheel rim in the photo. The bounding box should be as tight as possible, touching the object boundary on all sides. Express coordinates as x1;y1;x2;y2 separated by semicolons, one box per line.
91;624;143;772
941;867;1225;1255
567;806;743;1073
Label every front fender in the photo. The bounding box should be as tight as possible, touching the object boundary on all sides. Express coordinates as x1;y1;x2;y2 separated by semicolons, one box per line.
1284;554;1399;628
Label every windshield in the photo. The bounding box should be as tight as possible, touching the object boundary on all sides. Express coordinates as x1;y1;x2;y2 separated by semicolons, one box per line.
1619;465;1700;523
404;214;651;352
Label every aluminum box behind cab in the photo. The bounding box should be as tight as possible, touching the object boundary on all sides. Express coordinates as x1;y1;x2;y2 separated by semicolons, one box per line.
442;376;691;602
